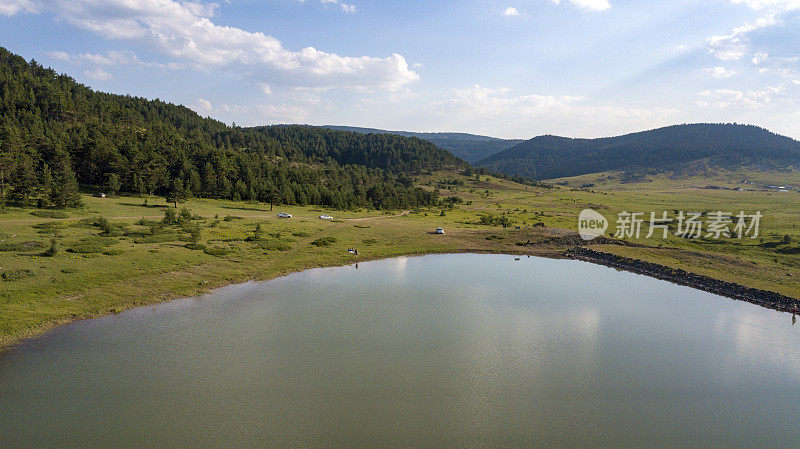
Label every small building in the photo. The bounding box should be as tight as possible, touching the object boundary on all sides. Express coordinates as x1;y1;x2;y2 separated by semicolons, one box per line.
435;227;445;234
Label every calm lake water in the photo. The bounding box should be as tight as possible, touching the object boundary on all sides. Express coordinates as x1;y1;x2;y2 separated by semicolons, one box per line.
1;254;799;448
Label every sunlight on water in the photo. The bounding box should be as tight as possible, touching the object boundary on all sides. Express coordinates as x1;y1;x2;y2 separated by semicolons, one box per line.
1;254;798;448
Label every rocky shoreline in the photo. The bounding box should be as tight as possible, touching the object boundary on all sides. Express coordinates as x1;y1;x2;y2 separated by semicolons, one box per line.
566;247;800;314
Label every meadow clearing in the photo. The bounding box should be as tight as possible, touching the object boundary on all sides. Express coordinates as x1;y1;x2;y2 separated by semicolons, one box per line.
1;168;799;349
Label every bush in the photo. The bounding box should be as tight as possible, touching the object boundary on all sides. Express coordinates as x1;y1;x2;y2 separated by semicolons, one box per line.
43;238;59;256
223;215;243;221
179;207;193;223
185;243;206;250
310;237;338;247
30;210;70;219
95;216;114;234
102;248;125;256
362;238;378;245
66;244;105;254
79;236;118;246
2;269;35;282
204;246;234;256
163;208;178;224
292;231;311;237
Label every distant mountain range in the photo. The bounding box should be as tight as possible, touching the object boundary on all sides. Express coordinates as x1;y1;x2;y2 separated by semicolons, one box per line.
321;126;522;163
476;124;800;180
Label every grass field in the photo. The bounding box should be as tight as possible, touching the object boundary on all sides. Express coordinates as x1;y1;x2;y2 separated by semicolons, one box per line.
1;168;799;350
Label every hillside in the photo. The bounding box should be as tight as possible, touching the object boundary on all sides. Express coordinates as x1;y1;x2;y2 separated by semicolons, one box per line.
476;124;800;180
321;125;522;163
0;47;464;210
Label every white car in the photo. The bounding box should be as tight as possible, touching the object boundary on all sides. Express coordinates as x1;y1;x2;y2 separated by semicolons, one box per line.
319;215;333;220
277;212;292;218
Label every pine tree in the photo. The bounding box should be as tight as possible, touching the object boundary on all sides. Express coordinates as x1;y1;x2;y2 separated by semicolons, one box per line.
50;152;80;208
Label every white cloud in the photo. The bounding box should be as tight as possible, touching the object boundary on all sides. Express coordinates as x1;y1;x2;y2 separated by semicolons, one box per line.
318;0;356;13
84;68;112;81
502;7;520;16
427;85;680;138
0;0;38;16
551;0;611;11
729;0;800;11
698;83;795;108
258;83;273;95
12;0;416;91
751;51;769;64
704;66;739;78
707;14;778;60
45;49;180;69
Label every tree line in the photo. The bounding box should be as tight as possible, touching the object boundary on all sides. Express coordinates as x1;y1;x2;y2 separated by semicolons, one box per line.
0;47;464;210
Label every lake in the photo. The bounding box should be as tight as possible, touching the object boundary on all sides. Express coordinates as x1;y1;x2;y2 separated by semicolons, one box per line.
1;254;798;448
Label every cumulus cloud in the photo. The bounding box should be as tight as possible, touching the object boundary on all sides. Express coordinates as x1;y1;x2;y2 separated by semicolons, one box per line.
502;7;520;16
320;0;356;13
704;66;739;78
7;0;417;91
551;0;611;11
706;14;778;60
0;0;38;16
84;68;112;81
698;83;794;108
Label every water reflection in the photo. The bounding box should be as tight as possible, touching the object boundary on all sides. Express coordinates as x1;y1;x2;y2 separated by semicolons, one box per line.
0;254;798;448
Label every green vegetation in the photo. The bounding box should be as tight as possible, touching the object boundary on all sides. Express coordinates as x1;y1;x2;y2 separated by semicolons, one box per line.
0;47;461;213
478;124;800;179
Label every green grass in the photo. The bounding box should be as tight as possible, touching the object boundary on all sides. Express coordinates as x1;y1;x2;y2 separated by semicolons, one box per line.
2;168;799;350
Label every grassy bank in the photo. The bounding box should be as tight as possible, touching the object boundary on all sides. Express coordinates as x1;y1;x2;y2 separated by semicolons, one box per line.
2;170;799;350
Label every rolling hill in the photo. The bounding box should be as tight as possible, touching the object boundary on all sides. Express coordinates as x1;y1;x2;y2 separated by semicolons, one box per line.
321;125;522;163
0;47;464;210
476;124;800;180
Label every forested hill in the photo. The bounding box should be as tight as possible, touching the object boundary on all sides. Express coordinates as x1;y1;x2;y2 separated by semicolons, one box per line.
321;125;522;163
477;124;800;180
0;47;463;210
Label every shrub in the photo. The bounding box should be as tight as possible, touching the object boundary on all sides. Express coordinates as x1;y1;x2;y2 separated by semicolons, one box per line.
102;248;125;256
310;237;338;247
79;236;118;246
362;238;378;245
185;225;202;244
179;207;193;223
95;216;113;234
30;210;70;219
223;215;243;221
2;269;35;281
163;208;178;225
292;231;310;237
66;244;105;254
204;246;234;256
185;243;206;250
43;238;59;256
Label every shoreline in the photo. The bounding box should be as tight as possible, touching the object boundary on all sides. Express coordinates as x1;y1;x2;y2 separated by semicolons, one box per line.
3;245;798;354
566;246;800;315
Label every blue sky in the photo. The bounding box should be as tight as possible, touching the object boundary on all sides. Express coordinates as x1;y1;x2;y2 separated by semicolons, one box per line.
1;0;799;138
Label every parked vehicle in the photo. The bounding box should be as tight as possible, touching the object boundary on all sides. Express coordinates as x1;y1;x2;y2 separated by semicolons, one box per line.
436;227;445;234
277;212;292;218
319;215;334;220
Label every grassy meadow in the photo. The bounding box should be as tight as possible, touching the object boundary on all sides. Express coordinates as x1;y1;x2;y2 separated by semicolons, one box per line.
1;168;799;349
